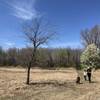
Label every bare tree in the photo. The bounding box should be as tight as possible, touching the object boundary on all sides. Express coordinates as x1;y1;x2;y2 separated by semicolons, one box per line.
23;18;55;84
81;25;100;48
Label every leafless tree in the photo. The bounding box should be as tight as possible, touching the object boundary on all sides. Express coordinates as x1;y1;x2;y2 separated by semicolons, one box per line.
23;18;55;84
81;25;100;48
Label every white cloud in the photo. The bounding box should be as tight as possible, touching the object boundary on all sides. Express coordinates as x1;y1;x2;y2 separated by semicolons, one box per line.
0;41;15;50
5;42;15;46
9;0;38;20
48;42;82;48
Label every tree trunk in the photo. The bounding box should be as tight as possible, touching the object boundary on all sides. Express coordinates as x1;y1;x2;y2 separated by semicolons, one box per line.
26;48;36;85
26;65;31;84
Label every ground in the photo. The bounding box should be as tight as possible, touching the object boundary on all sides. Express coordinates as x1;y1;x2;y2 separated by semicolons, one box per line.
0;67;100;100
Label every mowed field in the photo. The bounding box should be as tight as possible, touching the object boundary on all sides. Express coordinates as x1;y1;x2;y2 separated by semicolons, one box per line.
0;67;100;100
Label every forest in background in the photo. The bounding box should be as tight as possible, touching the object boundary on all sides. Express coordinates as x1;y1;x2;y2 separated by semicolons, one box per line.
0;47;81;69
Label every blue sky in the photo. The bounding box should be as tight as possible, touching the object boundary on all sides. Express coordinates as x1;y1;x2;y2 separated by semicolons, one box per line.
0;0;100;49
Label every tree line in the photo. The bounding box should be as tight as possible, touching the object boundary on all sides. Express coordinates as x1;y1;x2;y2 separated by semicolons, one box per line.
0;47;81;69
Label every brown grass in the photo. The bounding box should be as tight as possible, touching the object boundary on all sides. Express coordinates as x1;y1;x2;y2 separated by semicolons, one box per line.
0;67;100;100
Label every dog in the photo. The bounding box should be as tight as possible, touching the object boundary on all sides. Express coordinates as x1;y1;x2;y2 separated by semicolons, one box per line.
76;76;80;84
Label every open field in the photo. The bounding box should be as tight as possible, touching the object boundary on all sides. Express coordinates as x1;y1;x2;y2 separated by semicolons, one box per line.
0;67;100;100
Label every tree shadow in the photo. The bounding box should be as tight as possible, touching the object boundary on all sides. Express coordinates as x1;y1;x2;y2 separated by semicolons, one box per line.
28;80;76;87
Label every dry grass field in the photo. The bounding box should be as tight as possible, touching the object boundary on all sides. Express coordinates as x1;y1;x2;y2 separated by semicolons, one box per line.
0;67;100;100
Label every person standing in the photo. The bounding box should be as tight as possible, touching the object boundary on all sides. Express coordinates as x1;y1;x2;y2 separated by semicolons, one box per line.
83;69;87;81
87;67;92;83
